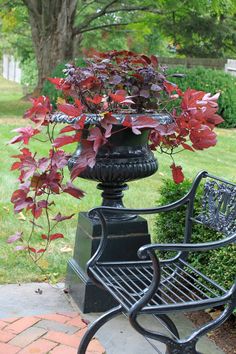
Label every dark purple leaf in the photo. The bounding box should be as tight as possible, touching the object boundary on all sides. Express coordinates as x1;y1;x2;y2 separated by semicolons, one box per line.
150;84;162;92
139;89;150;98
109;75;122;85
52;212;75;222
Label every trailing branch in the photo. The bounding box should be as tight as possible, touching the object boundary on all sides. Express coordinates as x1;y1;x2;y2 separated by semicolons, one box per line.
73;0;194;37
77;0;98;15
104;6;164;15
77;21;141;34
73;3;168;36
74;0;119;33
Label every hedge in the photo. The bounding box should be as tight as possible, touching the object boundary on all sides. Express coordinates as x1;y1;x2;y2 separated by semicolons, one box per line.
154;178;236;291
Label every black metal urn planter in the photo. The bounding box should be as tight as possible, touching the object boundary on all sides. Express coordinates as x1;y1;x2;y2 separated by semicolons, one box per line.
52;112;172;312
9;50;223;314
53;112;172;220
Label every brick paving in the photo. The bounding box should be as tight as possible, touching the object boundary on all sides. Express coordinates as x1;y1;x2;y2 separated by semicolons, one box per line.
0;312;105;354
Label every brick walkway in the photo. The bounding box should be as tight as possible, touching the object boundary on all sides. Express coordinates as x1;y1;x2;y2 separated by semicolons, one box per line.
0;312;105;354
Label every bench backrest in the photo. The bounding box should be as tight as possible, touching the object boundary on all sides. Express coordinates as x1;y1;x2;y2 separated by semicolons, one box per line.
185;173;236;243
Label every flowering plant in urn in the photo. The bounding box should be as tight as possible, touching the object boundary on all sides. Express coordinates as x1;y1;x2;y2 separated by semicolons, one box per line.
8;50;223;260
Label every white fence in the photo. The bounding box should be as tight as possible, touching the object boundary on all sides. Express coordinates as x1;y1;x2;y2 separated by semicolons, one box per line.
1;55;236;83
2;54;21;83
225;59;236;77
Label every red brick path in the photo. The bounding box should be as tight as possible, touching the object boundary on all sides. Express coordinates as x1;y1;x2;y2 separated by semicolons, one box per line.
0;312;105;354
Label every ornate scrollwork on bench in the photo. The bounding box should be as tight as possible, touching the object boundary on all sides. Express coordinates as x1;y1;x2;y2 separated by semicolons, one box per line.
77;171;236;354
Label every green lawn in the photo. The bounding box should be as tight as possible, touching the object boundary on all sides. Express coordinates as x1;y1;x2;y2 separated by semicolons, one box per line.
0;76;235;284
0;77;31;120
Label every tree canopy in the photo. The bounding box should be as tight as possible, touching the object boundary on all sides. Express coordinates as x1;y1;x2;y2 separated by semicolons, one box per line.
0;0;235;91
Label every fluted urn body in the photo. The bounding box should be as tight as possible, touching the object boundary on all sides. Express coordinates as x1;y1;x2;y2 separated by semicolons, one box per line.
63;113;171;220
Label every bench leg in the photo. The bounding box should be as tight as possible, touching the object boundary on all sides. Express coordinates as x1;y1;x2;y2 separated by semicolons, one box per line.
154;314;179;339
77;305;123;354
165;303;235;354
165;340;200;354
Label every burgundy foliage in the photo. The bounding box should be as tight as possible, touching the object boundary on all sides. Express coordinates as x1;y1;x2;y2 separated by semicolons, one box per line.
9;50;223;261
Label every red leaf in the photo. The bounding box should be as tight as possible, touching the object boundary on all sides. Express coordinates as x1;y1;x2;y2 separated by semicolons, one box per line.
171;164;184;184
38;157;50;172
24;96;52;126
37;249;46;253
58;103;82;117
12;148;32;160
190;126;217;150
87;127;107;152
47;77;71;91
70;141;97;180
163;81;179;94
141;54;151;64
181;88;206;111
37;200;48;208
62;182;85;199
80;76;99;89
31;204;43;219
15;154;38;181
100;113;119;138
181;143;195;152
52;212;75;222
43;170;62;194
28;247;36;253
206;114;224;126
132;73;144;81
149;130;161;150
11;162;21;171
7;231;23;244
50;233;64;241
53;135;75;148
9;126;40;145
150;55;158;67
41;234;48;240
53;132;81;148
109;90;127;103
11;188;33;213
59;126;76;134
29;169;62;195
11;189;27;203
123;115;160;135
71;164;87;180
74;99;84;113
50;149;69;169
86;95;103;105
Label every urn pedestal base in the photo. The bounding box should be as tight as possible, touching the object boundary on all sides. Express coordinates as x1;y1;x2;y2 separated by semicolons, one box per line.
66;212;150;313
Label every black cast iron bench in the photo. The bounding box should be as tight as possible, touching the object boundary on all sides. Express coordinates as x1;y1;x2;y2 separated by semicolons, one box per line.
78;171;236;354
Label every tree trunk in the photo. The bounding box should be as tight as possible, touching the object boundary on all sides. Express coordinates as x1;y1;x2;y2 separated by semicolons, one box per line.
23;0;77;93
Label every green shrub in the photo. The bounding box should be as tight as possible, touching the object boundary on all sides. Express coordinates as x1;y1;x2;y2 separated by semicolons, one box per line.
154;178;236;290
42;58;86;107
167;66;236;128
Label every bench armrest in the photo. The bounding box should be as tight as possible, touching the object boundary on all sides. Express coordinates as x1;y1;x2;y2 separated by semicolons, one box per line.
86;197;190;267
138;232;236;259
88;190;192;217
88;171;207;219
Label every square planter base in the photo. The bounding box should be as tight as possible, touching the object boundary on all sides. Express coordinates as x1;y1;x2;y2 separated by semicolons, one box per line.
66;212;150;313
